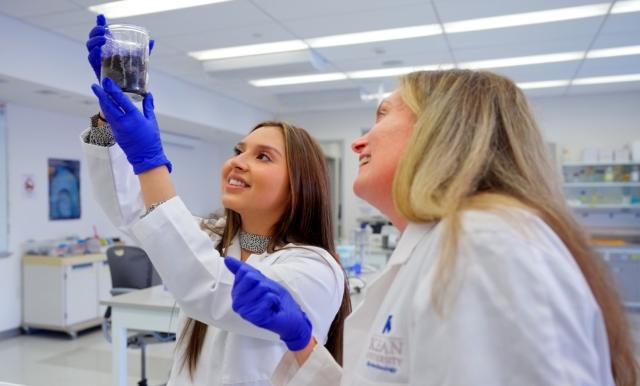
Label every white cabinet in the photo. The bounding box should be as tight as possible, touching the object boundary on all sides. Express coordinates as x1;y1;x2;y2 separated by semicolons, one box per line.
597;246;640;310
22;254;110;338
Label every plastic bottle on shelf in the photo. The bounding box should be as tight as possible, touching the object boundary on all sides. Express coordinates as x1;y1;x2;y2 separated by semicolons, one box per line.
631;166;640;182
584;166;593;182
603;166;614;182
579;190;588;205
353;224;370;277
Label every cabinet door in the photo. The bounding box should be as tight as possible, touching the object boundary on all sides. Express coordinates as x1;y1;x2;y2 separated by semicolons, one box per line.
97;260;112;316
23;264;65;327
64;262;98;325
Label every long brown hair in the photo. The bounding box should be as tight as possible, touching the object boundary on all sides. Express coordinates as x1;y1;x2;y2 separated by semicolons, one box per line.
393;69;638;386
178;120;351;377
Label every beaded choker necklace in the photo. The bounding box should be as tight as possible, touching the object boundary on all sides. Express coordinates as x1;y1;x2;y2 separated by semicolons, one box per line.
239;229;271;254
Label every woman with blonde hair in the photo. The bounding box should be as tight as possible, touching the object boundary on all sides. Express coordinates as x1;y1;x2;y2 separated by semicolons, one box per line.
224;69;638;385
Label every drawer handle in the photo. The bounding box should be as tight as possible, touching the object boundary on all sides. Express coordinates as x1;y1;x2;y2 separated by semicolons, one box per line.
71;262;93;270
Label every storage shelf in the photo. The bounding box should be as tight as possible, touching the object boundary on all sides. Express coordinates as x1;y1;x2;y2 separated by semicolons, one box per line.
563;161;640;167
569;204;640;210
585;227;640;238
564;182;640;187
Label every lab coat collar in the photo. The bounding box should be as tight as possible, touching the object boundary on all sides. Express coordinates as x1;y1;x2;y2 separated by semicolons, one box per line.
387;222;435;266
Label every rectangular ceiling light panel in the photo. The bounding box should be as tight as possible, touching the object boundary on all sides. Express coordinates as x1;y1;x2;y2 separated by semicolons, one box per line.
89;0;236;18
190;40;308;61
444;3;610;33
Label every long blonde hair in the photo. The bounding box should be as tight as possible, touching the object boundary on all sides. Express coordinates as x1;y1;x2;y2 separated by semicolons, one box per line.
393;69;638;386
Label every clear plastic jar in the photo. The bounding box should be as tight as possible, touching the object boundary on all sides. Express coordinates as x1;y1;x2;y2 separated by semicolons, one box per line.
101;24;150;101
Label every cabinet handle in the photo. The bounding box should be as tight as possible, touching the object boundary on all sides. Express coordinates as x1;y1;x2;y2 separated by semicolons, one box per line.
71;262;93;270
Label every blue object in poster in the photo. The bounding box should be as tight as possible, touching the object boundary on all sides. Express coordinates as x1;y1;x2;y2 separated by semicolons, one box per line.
48;159;81;220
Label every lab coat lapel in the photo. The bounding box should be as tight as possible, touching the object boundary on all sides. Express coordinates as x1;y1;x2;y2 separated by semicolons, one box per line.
344;222;434;372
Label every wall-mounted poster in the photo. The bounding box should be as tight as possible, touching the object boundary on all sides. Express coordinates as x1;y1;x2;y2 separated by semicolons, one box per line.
48;158;81;220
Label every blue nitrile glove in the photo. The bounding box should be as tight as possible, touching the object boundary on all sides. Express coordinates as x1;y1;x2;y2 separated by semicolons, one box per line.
91;77;172;174
224;257;312;351
86;14;154;80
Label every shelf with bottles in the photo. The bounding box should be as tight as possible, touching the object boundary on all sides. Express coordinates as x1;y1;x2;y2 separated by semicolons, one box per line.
562;161;640;167
568;204;640;210
564;182;640;188
566;185;640;209
562;163;640;184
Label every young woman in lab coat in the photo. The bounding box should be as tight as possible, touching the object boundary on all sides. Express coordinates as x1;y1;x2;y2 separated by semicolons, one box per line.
223;69;639;385
83;19;350;384
83;106;350;384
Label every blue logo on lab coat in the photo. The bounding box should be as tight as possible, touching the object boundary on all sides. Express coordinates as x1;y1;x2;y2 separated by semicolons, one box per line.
382;315;392;334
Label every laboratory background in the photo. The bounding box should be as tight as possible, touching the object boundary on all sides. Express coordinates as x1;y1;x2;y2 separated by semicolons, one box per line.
0;0;639;385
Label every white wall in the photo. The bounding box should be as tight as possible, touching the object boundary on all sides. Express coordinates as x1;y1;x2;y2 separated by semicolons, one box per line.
0;102;234;332
282;108;377;241
285;90;640;239
530;91;640;161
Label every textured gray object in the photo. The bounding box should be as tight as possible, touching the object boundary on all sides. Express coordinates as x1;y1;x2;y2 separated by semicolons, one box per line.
87;123;116;147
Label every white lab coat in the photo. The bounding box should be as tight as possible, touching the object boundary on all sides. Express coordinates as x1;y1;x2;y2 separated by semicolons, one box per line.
272;209;615;386
80;130;345;386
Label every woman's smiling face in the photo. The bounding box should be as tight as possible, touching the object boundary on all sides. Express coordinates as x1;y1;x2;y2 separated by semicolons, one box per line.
351;90;416;216
221;126;290;226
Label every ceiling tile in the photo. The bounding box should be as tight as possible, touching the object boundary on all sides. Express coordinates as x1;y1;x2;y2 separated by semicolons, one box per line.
315;36;451;65
100;1;273;38
447;18;602;51
592;31;640;49
523;87;568;98
150;55;205;76
433;0;607;22
50;22;100;43
24;9;95;28
453;38;592;62
567;82;640;95
159;23;296;53
254;0;426;22
207;61;340;80
576;55;640;77
280;3;438;39
488;61;581;82
0;0;80;18
597;12;640;35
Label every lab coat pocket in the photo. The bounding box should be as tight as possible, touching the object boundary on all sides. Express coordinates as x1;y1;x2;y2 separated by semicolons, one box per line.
356;331;409;385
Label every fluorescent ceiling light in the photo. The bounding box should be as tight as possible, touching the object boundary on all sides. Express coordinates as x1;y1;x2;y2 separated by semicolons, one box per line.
444;3;610;33
460;52;584;69
516;80;570;89
189;1;640;61
587;45;640;59
307;25;443;48
348;67;423;79
190;40;308;61
515;74;640;90
249;44;640;87
349;64;451;79
249;73;347;87
88;0;235;18
611;0;640;14
572;73;640;85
